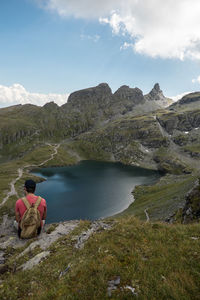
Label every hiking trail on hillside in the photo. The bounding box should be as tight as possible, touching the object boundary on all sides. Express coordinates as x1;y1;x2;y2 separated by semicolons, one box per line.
0;143;60;208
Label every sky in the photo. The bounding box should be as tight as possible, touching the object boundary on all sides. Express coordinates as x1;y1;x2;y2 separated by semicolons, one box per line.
0;0;200;107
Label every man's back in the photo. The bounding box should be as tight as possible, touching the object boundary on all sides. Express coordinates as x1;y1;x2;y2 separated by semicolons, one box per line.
15;194;46;226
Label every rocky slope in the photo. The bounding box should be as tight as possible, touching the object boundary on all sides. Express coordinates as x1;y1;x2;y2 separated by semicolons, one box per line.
0;83;200;218
0;83;169;152
0;85;200;300
182;178;200;223
170;92;200;110
0;83;200;174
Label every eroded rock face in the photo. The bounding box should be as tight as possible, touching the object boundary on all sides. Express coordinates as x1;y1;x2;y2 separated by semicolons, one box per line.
43;102;59;111
145;83;166;102
67;83;113;109
157;110;200;134
182;179;200;223
113;86;145;105
170;92;200;110
0;82;170;152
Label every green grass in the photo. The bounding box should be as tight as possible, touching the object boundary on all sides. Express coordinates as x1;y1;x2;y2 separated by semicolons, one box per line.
153;147;192;174
120;174;196;221
71;140;112;161
184;144;200;155
0;142;81;219
1;217;200;299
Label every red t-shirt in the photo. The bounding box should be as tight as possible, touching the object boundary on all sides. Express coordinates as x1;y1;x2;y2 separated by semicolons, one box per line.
15;194;47;227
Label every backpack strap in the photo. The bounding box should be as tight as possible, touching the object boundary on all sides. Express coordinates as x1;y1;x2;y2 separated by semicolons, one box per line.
21;196;41;209
21;197;31;209
35;196;42;209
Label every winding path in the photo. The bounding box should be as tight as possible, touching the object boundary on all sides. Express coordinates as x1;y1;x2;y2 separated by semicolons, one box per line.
0;144;60;208
144;209;150;222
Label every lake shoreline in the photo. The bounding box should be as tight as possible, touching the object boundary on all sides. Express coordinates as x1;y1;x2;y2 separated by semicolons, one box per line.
31;160;161;223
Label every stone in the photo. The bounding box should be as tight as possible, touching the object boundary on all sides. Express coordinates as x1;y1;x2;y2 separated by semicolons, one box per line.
107;276;120;297
20;251;50;271
114;86;145;105
0;252;5;265
74;221;112;249
124;285;138;296
145;83;166;102
18;220;79;258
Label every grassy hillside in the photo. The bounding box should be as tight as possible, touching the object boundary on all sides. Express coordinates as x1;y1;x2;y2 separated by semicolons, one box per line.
0;93;200;299
120;174;197;221
0;217;200;299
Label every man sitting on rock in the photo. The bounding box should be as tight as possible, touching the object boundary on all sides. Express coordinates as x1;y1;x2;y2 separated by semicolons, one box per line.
14;179;47;239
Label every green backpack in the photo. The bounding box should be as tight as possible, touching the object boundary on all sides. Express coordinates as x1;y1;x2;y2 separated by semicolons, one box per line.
20;196;42;239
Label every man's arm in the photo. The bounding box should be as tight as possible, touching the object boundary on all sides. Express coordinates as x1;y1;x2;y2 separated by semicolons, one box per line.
42;207;47;220
15;202;20;222
42;201;47;220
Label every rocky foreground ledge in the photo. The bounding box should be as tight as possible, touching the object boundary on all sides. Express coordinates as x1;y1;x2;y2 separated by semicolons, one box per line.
0;215;112;272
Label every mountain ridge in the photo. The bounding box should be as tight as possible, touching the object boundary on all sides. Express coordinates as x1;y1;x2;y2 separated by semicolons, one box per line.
0;83;200;299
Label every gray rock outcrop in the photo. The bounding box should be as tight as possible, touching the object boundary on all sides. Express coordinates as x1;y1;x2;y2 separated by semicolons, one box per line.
66;83;113;109
182;179;200;223
113;85;145;105
145;83;166;101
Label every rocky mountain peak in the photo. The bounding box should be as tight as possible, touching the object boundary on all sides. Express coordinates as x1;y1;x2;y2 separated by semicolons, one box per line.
67;83;112;108
146;83;166;101
97;82;112;91
169;92;200;110
114;85;145;105
43;102;59;110
153;83;161;92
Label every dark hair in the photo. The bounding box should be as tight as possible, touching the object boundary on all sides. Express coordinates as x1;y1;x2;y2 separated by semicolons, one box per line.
24;179;36;193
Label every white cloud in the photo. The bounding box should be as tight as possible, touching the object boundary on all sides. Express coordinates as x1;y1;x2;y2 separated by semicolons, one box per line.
120;42;133;51
169;91;192;102
192;75;200;84
80;34;100;42
0;84;69;108
43;0;200;60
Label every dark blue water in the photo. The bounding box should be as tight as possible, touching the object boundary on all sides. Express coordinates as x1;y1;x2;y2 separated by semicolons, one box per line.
32;160;161;223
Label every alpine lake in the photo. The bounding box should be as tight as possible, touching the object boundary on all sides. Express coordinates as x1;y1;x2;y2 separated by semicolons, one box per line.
31;160;161;223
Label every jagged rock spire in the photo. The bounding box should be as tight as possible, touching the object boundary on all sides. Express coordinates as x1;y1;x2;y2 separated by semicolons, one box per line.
147;83;165;101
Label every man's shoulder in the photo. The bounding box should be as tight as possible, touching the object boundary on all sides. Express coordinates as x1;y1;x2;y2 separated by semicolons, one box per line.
39;196;46;206
16;198;23;205
15;197;25;209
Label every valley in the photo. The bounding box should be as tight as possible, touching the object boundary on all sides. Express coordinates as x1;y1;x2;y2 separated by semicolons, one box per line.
0;83;200;299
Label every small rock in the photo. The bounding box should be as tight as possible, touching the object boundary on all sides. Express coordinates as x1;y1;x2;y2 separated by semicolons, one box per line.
124;285;138;296
0;252;5;264
59;264;71;278
107;276;120;297
19;251;50;271
75;221;112;249
161;275;166;281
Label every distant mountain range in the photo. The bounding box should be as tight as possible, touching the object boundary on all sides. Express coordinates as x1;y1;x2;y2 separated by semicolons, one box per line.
0;82;199;174
0;82;200;222
0;82;172;148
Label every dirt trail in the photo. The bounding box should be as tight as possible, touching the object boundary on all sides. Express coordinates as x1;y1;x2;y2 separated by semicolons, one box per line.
0;144;60;208
144;209;150;222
